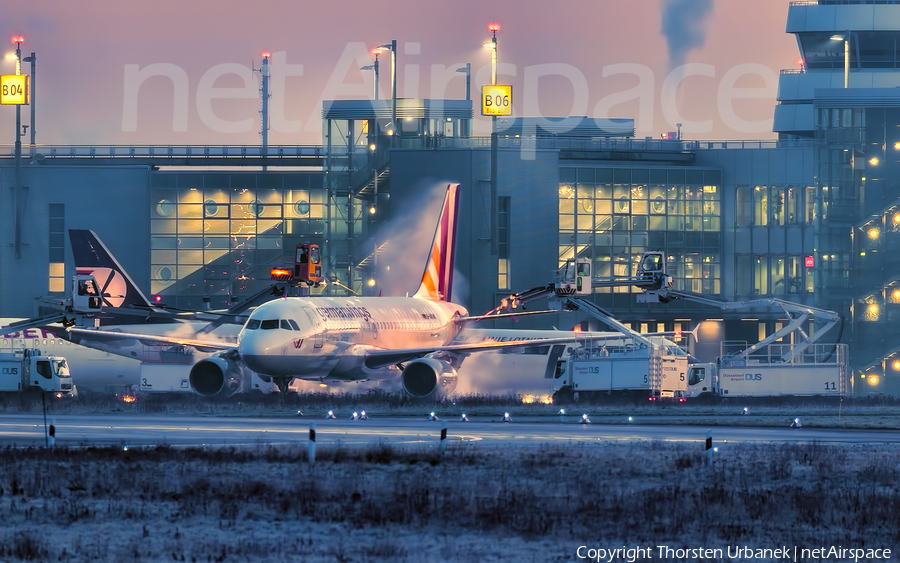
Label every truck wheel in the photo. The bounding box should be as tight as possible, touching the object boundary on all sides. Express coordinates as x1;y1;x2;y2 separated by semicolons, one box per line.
616;390;636;406
553;387;575;405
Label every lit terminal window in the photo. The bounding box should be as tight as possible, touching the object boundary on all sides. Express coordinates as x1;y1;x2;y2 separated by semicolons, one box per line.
49;263;65;293
498;258;509;290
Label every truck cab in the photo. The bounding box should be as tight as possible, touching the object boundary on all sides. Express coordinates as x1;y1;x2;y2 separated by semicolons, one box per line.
685;363;714;398
0;350;74;395
72;274;102;313
34;356;74;395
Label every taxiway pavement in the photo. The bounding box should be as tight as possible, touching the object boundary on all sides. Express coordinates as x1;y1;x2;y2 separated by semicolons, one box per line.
0;414;897;448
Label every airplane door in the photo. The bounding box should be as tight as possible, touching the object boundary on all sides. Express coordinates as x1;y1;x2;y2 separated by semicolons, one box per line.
303;307;324;348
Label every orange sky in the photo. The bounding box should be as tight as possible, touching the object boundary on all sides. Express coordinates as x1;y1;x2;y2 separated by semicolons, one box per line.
0;0;798;145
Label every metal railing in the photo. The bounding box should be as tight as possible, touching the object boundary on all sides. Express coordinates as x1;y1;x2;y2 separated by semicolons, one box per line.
434;136;699;151
0;138;815;161
695;139;814;149
0;144;326;159
792;0;900;4
720;341;846;366
415;136;813;151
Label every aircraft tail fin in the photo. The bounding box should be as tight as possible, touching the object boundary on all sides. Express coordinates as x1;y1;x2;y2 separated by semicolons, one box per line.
413;183;460;302
69;229;155;309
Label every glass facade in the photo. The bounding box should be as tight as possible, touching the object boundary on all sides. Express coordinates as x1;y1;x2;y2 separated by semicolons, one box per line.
150;172;326;310
815;103;900;393
732;184;815;297
559;167;722;295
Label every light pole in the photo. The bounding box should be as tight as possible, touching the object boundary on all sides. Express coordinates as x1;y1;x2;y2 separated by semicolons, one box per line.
456;63;471;101
484;24;499;256
831;33;850;88
360;47;382;100
378;40;397;147
455;63;470;137
257;51;270;169
22;51;34;145
12;36;23;259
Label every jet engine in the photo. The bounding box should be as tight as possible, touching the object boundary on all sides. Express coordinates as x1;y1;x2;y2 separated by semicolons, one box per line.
400;358;458;398
189;356;246;397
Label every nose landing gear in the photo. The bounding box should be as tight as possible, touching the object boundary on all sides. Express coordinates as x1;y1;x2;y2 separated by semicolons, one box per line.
273;377;292;393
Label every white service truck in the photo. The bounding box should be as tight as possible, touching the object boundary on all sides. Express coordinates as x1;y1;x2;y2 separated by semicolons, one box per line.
552;335;689;402
685;342;849;398
491;250;851;401
0;348;74;395
634;270;851;399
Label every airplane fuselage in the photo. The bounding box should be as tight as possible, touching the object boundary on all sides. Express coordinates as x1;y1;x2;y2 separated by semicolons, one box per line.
238;296;467;381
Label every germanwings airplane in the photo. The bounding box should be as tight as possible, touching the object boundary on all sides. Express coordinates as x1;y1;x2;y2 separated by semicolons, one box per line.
60;183;582;398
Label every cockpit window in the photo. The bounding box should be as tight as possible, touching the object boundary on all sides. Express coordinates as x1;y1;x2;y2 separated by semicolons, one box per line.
260;320;279;330
280;319;293;330
246;319;261;330
288;319;301;330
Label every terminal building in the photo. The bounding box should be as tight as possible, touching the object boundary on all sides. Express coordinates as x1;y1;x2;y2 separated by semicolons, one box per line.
0;0;898;394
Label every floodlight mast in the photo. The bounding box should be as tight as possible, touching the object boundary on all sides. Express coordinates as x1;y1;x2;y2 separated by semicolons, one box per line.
360;47;382;100
12;36;23;259
485;23;499;256
378;40;397;147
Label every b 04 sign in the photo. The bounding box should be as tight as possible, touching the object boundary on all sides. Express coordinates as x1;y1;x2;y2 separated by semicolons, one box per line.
0;75;29;105
482;84;512;116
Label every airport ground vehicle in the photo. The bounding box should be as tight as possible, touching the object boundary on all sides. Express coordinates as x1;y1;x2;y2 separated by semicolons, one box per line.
492;251;850;400
636;278;850;398
552;334;689;402
0;348;74;395
684;341;848;398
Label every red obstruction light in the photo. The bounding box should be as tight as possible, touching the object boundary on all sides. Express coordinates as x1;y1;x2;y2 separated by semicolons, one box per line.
488;23;500;33
11;36;24;45
261;51;271;58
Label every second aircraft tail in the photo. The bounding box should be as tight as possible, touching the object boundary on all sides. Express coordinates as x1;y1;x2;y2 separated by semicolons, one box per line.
69;229;155;309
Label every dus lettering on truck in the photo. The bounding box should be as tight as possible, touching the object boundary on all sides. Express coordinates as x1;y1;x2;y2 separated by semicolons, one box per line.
723;373;763;381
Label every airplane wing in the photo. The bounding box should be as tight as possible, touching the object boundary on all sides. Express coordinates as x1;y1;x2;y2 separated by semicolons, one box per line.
362;336;583;370
67;327;235;352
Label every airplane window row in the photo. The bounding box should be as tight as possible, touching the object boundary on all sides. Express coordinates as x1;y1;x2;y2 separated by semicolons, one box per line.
1;338;69;347
375;321;435;330
242;318;438;332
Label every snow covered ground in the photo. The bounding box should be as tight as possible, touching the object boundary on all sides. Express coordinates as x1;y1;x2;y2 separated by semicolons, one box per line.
0;441;897;562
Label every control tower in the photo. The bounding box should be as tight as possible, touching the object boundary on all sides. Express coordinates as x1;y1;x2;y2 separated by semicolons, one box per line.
775;0;900;138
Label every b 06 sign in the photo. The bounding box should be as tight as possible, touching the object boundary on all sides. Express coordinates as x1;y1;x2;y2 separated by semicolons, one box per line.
482;84;512;116
0;75;28;105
